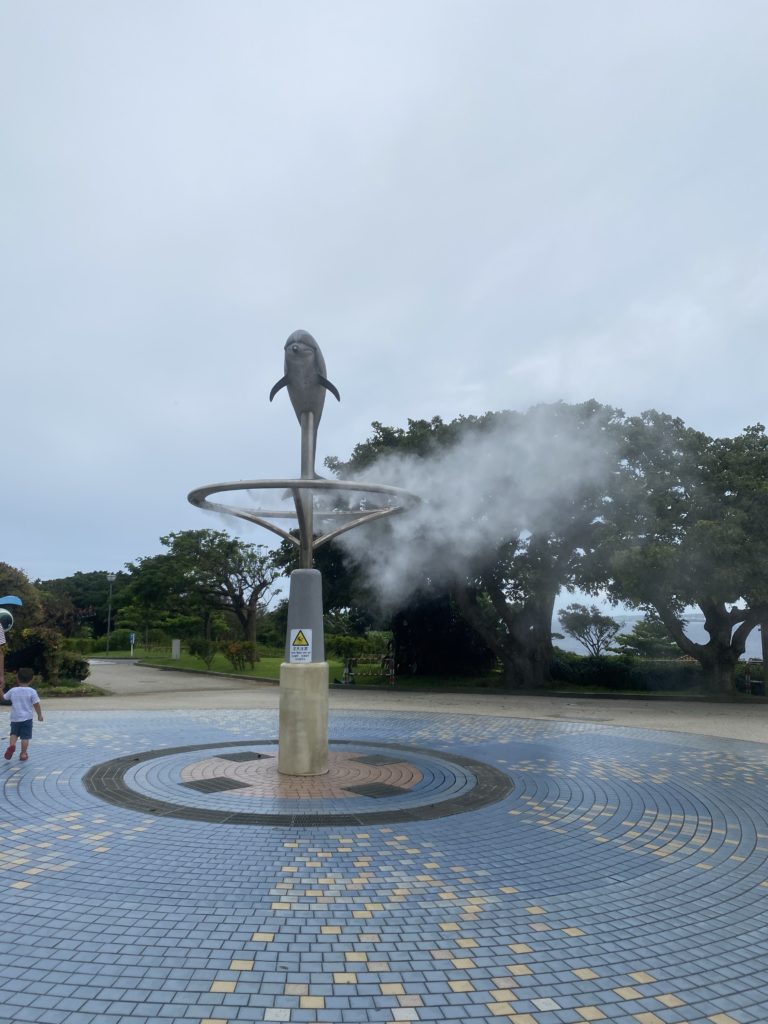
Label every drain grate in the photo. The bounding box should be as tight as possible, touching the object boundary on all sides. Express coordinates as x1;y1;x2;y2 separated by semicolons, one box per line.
181;778;250;793
344;782;410;798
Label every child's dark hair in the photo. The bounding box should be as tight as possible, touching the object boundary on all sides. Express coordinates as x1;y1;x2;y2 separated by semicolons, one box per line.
16;667;34;685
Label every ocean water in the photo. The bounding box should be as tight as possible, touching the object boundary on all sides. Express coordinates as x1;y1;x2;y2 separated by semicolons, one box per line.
552;614;765;661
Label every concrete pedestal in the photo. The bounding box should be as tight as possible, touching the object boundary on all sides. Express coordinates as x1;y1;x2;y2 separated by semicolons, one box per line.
278;661;329;776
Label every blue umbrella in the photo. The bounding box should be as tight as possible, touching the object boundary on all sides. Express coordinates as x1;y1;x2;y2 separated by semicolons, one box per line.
0;596;22;606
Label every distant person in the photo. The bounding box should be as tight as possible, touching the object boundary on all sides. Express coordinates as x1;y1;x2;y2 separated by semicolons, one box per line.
1;667;44;762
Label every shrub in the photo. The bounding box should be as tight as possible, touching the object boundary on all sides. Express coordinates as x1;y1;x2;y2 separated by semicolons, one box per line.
59;652;91;682
92;628;133;652
63;637;94;654
222;641;258;672
189;639;218;670
5;627;63;682
550;650;703;692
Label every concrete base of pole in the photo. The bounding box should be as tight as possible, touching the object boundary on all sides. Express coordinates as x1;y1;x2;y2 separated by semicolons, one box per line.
278;662;329;776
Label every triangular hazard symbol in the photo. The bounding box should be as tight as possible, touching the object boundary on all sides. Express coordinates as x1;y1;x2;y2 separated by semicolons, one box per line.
292;630;309;646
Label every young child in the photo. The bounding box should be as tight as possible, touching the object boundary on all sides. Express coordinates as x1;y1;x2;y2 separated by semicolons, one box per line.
1;667;44;761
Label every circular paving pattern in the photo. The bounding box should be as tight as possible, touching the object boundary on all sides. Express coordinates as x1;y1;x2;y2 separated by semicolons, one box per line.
83;739;515;825
3;707;768;1024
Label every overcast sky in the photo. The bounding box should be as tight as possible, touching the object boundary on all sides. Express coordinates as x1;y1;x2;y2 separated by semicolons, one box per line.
3;1;768;583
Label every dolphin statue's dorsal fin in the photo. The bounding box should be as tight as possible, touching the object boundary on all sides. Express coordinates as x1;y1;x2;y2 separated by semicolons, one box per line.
318;376;341;402
269;376;288;402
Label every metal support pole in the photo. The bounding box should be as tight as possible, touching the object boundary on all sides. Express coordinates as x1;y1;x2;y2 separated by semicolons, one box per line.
106;573;116;654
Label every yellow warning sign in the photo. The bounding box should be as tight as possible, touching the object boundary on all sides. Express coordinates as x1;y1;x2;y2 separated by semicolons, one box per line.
289;628;313;663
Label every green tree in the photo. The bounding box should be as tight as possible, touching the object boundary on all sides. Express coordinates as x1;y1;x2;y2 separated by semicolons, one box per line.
611;614;680;659
329;402;625;689
128;530;282;643
600;413;768;693
557;603;621;657
0;563;43;631
39;570;127;637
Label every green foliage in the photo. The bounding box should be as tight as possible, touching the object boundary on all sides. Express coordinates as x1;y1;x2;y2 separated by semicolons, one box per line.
188;638;218;669
326;633;391;660
221;641;258;672
392;594;495;677
58;652;90;682
330;402;625;689
92;628;135;652
599;413;768;691
612;615;680;659
63;637;94;654
5;627;63;682
550;651;703;693
0;563;43;632
125;529;282;644
38;570;127;636
557;603;621;657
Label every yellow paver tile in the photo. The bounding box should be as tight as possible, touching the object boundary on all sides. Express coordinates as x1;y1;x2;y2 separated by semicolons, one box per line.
656;994;685;1008
210;981;236;993
487;1003;516;1016
506;964;533;976
380;983;404;995
573;968;599;980
251;932;274;941
614;986;643;999
449;980;475;992
708;1015;740;1024
229;960;254;971
576;1009;606;1021
334;973;356;984
633;1013;665;1024
629;972;657;983
300;995;325;1008
398;994;424;1007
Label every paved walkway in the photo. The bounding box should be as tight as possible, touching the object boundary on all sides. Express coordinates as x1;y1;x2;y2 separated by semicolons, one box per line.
1;663;767;1024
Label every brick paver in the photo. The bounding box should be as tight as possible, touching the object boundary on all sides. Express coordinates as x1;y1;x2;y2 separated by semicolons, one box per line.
1;704;767;1023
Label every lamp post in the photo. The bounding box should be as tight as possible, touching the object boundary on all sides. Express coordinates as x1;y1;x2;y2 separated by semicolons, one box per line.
105;573;117;654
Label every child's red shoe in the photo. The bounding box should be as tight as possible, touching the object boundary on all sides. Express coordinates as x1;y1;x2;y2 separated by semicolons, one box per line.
3;744;16;760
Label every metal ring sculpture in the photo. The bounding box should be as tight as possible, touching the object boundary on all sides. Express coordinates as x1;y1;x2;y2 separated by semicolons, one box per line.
188;477;419;569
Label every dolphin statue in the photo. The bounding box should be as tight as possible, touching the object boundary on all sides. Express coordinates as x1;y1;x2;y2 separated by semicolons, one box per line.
270;330;340;476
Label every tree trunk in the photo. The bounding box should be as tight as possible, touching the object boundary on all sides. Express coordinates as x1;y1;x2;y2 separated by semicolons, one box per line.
654;598;760;696
453;584;555;690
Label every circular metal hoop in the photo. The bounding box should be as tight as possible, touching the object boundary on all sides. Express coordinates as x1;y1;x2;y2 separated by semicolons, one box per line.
188;478;420;552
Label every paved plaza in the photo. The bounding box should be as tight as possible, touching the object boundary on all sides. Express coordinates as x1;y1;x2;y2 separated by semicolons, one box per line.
2;664;768;1024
